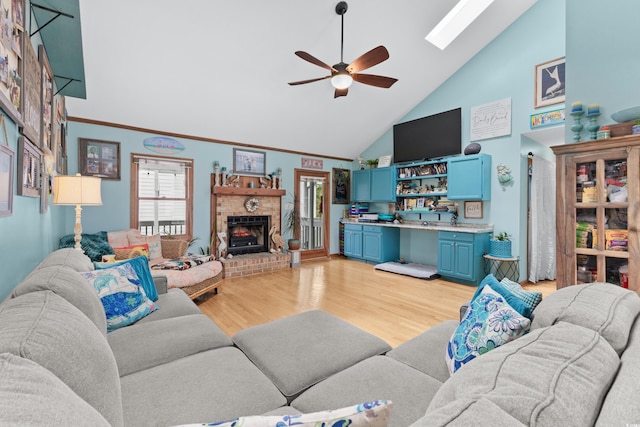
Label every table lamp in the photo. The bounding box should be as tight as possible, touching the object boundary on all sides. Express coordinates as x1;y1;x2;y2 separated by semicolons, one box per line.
53;173;102;251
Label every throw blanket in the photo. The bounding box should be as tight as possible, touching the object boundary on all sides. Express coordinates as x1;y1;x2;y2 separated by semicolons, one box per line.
151;254;212;271
59;231;113;262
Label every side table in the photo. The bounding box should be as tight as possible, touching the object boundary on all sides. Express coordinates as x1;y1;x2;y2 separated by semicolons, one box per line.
483;254;520;282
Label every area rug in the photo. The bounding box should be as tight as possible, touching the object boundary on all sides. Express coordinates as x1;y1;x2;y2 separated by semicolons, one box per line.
374;262;440;280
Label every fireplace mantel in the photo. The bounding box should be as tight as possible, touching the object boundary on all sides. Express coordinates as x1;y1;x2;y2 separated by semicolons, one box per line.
212;187;285;197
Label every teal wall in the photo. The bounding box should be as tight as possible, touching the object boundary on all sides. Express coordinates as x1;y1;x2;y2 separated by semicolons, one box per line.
359;0;566;279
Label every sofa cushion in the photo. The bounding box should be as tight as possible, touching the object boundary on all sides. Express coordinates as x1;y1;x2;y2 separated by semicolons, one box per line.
95;255;159;301
500;277;542;312
596;316;640;425
0;353;110;426
387;320;457;383
183;401;393;427
0;291;124;426
107;314;233;376
107;229;137;248
34;247;94;272
11;264;107;335
129;233;163;260
446;285;531;374
232;310;392;399
425;322;619;426
531;282;640;354
292;355;442;427
134;288;201;324
471;274;533;318
411;398;525;427
81;263;158;331
113;244;150;260
120;347;286;426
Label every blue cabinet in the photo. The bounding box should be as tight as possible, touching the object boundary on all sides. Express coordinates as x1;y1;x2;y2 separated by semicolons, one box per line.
447;154;491;200
438;231;490;286
343;223;399;263
352;168;395;202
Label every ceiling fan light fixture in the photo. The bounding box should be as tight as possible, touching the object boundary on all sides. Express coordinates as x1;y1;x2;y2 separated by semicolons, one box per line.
331;72;353;89
425;0;495;50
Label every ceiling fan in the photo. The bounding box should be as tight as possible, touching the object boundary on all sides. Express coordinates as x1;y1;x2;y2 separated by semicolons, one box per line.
288;1;398;98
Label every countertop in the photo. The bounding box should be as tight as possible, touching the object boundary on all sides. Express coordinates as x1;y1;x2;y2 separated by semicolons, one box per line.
341;219;493;234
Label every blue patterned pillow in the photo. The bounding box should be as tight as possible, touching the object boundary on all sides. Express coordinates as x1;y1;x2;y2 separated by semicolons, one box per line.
81;263;158;332
95;256;159;301
173;400;392;427
446;285;531;374
471;274;533;318
500;277;542;313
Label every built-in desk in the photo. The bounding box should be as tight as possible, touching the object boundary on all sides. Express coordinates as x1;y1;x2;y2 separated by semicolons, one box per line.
341;220;493;286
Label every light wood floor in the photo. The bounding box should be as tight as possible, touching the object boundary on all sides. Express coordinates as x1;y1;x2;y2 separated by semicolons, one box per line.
197;257;557;348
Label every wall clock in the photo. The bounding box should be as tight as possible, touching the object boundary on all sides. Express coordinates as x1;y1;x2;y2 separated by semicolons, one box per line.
245;197;259;212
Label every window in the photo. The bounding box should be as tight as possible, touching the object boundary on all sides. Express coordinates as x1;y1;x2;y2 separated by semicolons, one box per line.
131;153;193;238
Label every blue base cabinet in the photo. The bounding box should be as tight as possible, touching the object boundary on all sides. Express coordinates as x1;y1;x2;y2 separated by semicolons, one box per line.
438;231;490;286
343;223;399;264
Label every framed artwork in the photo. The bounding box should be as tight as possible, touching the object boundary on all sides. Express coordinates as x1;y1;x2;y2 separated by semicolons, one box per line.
332;168;350;204
534;57;565;108
0;143;14;216
21;33;41;145
530;108;565;129
233;148;265;176
39;45;53;150
17;136;41;197
464;201;483;219
377;155;392;168
0;0;24;126
53;93;66;174
78;138;121;180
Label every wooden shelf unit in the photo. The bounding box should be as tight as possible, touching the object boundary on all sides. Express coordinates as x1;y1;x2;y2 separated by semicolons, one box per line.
552;134;640;294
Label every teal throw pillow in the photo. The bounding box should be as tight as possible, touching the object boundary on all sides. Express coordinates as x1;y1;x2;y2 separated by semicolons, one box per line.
472;274;533;318
95;256;159;301
500;277;542;313
446;285;531;374
81;263;158;332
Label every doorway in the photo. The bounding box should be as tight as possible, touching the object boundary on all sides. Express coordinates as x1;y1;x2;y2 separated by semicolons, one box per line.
294;169;330;260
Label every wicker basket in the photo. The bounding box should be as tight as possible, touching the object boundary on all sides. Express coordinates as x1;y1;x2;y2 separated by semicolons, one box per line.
160;239;189;259
609;121;635;137
489;240;512;258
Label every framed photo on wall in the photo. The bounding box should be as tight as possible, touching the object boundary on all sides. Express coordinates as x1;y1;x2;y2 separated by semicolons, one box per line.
17;136;41;197
39;45;53;150
0;143;14;216
534;57;565;108
464;201;483;219
0;0;24;127
332;168;350;204
22;33;41;145
233;148;265;176
78;138;121;180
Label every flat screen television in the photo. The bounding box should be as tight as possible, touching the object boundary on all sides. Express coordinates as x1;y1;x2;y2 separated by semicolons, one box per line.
393;108;462;164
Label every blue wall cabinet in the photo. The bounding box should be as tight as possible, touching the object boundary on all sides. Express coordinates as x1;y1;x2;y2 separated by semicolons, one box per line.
352;168;395;202
343;224;363;258
447;154;491;200
438;231;490;285
343;223;399;263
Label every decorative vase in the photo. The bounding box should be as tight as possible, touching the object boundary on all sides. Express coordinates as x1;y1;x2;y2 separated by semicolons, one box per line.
464;143;481;155
489;240;512;258
288;239;301;251
570;110;584;142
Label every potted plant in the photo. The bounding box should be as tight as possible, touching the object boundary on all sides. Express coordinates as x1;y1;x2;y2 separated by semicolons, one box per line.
365;159;379;169
284;195;302;250
489;231;512;258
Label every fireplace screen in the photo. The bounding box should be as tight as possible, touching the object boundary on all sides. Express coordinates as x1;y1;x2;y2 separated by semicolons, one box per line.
227;215;270;256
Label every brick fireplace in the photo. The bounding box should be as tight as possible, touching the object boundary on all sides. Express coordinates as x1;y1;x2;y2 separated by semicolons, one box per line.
211;174;289;278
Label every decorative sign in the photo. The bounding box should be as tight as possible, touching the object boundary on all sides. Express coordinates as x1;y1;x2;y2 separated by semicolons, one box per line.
302;157;323;169
464;201;482;219
470;97;512;142
530;108;565;129
143;136;185;154
377;154;392;167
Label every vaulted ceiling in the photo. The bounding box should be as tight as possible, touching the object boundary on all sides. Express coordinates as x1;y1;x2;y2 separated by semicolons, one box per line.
66;0;537;159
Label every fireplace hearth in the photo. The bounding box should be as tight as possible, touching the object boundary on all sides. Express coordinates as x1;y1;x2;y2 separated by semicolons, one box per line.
227;215;270;256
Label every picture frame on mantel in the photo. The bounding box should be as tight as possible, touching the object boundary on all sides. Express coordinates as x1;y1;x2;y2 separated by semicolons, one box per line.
233;148;266;176
534;57;565;108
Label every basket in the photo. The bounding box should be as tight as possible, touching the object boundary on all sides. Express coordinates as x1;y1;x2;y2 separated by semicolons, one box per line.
489;240;512;258
609;121;635;137
160;239;189;259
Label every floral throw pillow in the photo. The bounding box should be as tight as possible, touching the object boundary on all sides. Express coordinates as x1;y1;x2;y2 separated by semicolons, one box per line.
172;400;392;427
128;234;163;260
446;285;531;374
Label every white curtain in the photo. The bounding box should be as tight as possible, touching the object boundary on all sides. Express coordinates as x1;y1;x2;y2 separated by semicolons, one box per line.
529;156;556;282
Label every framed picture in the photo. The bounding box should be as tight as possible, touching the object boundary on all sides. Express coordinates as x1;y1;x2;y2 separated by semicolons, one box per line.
464;201;483;219
39;45;53;150
78;138;121;180
0;0;24;127
0;143;14;216
378;154;392;168
530;108;565;129
534;57;565;108
21;33;41;145
17;136;41;197
332;168;350;204
233;148;265;176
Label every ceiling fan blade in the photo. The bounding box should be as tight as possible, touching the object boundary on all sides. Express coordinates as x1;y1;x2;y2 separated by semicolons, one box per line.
334;87;348;98
346;46;390;74
288;76;331;86
352;73;398;88
295;51;337;72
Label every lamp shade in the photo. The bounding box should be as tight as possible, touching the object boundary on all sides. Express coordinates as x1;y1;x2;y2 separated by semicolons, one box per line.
53;174;103;206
